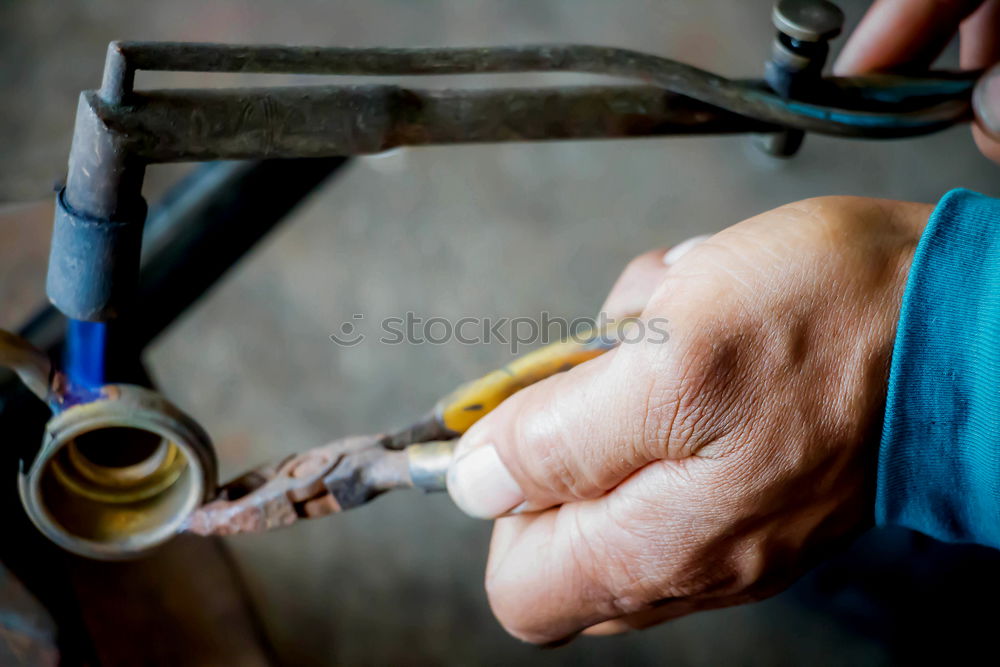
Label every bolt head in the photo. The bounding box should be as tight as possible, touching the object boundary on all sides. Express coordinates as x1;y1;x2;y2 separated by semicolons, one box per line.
772;0;844;42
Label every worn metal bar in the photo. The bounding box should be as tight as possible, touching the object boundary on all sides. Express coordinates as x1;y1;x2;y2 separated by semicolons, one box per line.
91;85;780;163
96;43;975;136
52;40;979;321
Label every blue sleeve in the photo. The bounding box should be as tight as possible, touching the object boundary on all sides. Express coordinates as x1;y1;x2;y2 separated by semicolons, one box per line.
878;188;1000;548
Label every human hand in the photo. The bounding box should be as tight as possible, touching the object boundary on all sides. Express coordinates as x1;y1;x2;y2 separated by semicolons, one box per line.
447;196;932;643
835;0;1000;163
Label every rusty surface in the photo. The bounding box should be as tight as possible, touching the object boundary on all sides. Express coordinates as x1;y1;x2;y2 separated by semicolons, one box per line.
185;434;404;536
88;85;776;164
185;430;432;535
66;41;980;219
95;42;974;137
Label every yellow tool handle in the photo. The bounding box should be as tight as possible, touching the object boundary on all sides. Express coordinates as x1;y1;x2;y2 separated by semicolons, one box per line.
435;320;632;435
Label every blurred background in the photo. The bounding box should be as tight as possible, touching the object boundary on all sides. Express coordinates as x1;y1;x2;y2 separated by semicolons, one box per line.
2;0;1000;665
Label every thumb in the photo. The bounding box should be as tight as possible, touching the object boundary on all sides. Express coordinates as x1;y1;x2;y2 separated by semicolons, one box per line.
446;342;670;519
973;63;1000;163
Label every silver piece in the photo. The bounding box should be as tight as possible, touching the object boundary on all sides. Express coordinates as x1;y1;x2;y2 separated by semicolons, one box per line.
406;440;457;492
772;0;844;42
769;38;812;73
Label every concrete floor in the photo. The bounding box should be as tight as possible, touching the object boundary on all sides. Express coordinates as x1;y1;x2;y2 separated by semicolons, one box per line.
3;1;1000;664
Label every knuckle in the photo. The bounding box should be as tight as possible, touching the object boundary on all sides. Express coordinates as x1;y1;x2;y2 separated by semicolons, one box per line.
508;384;604;500
635;366;688;459
637;326;733;459
513;426;590;501
577;503;681;608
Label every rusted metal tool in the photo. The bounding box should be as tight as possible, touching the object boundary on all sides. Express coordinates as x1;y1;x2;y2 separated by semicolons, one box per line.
185;322;628;535
47;0;979;323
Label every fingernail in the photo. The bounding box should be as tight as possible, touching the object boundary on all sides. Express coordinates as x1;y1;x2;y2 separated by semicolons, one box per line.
974;64;1000;140
662;234;710;265
447;445;524;519
581;620;633;637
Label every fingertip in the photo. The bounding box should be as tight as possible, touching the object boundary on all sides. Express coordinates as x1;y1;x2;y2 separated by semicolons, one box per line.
599;247;672;320
833;0;983;76
830;1;882;76
974;63;1000;141
972;125;1000;164
832;42;861;77
447;443;525;519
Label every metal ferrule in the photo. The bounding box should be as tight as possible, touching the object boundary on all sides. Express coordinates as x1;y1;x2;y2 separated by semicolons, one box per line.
46;189;146;321
406;440;457;492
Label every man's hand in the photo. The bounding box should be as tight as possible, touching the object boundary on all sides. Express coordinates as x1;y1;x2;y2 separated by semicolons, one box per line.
447;197;932;644
835;0;1000;163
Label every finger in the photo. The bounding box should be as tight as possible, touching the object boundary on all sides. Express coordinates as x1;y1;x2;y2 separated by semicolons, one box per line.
580;619;633;636
448;234;716;519
834;0;985;75
599;247;672;321
580;606;698;637
599;236;710;320
973;68;1000;161
964;2;1000;161
482;458;717;644
579;596;745;638
447;346;663;518
961;0;1000;67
